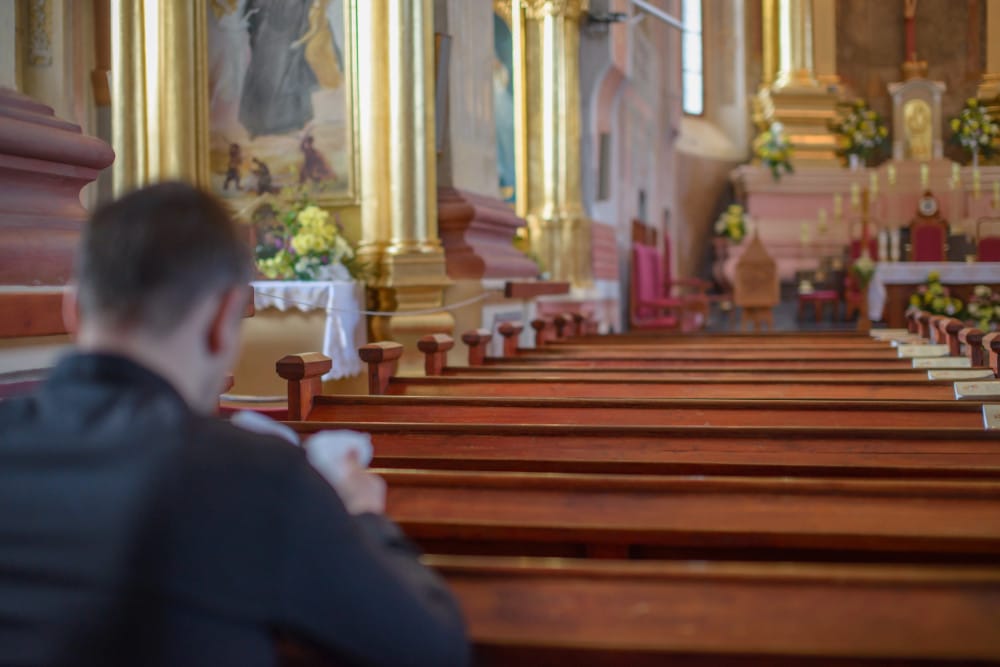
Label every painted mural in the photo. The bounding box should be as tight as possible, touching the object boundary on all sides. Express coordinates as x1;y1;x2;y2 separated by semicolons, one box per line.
493;12;516;204
207;0;356;207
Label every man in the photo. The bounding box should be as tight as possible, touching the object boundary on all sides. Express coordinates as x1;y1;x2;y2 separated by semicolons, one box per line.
0;183;469;666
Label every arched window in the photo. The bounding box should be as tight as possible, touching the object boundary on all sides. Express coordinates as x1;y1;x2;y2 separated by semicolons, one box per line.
681;0;703;116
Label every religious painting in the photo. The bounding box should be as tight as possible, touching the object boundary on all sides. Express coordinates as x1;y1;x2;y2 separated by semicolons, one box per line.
207;0;359;210
493;11;516;204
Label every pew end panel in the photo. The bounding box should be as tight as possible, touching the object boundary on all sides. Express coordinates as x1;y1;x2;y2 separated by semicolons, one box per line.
461;329;492;366
276;352;333;421
357;342;405;395
984;332;1000;378
530;318;552;348
940;317;965;358
417;334;454;376
959;328;986;368
497;322;523;358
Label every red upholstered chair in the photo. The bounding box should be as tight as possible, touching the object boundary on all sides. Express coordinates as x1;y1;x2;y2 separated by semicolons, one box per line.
630;242;682;329
909;218;948;261
977;218;1000;261
629;242;709;331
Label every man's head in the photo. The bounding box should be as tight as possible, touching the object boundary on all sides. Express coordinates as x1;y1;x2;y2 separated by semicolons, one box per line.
68;182;253;413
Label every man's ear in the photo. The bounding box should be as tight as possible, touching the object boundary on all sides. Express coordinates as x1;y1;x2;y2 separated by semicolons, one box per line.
206;287;247;356
61;284;79;337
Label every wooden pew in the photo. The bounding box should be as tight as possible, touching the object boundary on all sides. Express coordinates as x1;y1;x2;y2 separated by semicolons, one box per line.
376;468;1000;562
430;555;1000;666
288;420;1000;480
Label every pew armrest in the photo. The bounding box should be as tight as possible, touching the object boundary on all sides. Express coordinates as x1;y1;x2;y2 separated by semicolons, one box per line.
497;322;524;357
530;318;551;347
276;352;333;421
461;329;492;366
417;334;454;376
358;342;405;395
958;328;986;368
983;332;1000;378
940;318;965;357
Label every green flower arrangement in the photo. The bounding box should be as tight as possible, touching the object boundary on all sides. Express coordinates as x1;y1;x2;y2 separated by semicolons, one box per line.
830;99;889;164
850;251;876;288
966;284;1000;332
908;271;964;317
753;121;794;181
949;98;999;162
714;204;748;243
253;188;365;281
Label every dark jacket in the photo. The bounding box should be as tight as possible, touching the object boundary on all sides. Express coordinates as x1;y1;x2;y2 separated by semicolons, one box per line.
0;353;468;667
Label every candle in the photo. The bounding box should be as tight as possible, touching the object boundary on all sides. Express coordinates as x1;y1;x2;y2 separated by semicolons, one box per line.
869;172;879;198
850;183;860;208
920;163;929;189
833;193;843;218
993;179;1000;208
951;163;960;183
817;208;828;234
973;168;982;198
887;164;897;186
800;222;812;245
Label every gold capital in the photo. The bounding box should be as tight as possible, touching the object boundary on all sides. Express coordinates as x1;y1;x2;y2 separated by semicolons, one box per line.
521;0;588;21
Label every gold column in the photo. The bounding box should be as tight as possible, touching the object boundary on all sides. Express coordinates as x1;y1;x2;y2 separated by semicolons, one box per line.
979;0;1000;99
357;0;452;346
110;0;209;195
773;0;816;89
812;0;838;87
760;0;838;165
520;0;591;287
761;0;779;88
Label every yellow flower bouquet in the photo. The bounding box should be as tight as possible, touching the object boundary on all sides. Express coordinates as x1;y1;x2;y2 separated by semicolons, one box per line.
253;188;364;281
714;204;748;243
753;122;793;181
908;271;964;317
949;98;999;163
830;99;889;165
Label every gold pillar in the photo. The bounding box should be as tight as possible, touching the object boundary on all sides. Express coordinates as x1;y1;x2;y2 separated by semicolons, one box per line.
110;0;209;195
761;0;779;88
760;0;839;165
519;0;591;287
773;0;816;89
357;0;452;346
812;0;838;86
979;0;1000;99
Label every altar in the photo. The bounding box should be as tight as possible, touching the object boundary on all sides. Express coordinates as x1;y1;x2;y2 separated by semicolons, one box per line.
228;280;367;398
868;262;1000;328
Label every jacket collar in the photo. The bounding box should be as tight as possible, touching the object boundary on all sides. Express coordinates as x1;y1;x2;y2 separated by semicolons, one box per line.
47;352;190;412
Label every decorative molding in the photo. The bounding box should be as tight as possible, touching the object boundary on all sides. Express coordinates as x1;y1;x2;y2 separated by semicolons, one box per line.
521;0;588;21
27;0;53;67
493;0;513;25
438;187;538;279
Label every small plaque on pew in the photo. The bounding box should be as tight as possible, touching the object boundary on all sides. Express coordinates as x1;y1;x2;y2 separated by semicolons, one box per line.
913;357;973;369
983;404;1000;430
890;337;926;347
897;344;949;358
927;369;994;381
954;381;1000;400
870;328;909;339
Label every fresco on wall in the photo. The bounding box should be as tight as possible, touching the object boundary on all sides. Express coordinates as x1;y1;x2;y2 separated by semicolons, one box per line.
493;12;516;204
207;0;357;207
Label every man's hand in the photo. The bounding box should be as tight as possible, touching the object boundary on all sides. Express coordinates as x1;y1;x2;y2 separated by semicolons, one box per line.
328;451;386;515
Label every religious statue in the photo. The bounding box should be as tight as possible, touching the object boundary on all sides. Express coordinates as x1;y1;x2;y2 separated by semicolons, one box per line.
903;99;932;161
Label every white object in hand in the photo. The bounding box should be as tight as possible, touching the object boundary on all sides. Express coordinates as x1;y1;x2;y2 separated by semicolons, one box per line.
306;430;374;485
230;410;372;485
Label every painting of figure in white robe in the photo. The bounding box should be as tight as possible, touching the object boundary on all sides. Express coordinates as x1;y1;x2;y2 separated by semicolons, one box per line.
208;0;355;204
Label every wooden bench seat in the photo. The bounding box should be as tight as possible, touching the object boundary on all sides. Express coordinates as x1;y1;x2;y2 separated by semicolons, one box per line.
288;421;1000;480
379;469;1000;562
430;555;1000;666
286;393;994;430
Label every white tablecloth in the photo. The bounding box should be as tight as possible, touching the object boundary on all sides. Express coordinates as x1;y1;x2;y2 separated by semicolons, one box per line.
868;262;1000;320
251;280;366;380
